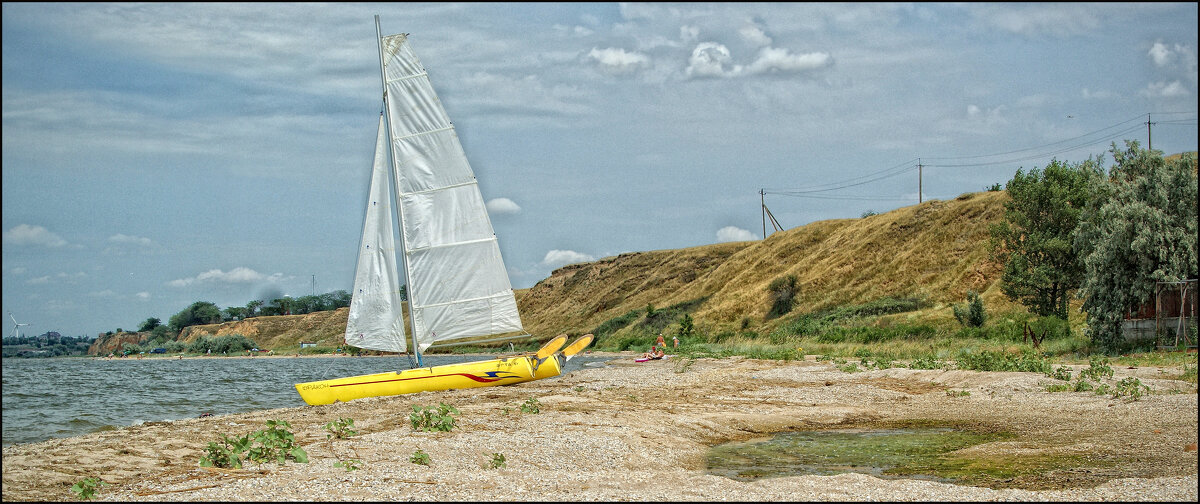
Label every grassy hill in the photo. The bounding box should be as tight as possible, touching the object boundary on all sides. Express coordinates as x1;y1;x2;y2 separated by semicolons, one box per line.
165;189;1024;354
520;190;1024;345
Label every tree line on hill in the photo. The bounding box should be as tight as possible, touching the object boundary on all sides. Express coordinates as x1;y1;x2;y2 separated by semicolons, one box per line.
2;332;96;358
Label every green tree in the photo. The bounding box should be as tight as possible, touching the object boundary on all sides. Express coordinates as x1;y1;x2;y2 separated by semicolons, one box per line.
244;299;264;318
1074;142;1198;352
168;301;223;332
989;158;1099;318
137;317;162;332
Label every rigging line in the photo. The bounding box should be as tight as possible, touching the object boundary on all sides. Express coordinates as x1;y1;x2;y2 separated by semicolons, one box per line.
924;124;1145;168
922;113;1147;161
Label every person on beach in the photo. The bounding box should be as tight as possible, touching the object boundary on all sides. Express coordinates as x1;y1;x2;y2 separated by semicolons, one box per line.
673;335;679;348
655;333;666;349
641;345;665;360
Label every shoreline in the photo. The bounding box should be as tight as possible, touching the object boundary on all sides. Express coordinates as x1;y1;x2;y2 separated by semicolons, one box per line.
6;350;629;362
3;355;1196;501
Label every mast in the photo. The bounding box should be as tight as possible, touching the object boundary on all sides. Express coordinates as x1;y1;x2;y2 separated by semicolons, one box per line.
375;15;423;368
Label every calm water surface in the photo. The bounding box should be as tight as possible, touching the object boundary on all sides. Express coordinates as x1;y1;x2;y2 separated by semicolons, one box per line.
2;354;610;447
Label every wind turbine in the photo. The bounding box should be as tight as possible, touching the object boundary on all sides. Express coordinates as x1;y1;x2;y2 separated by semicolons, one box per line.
9;312;30;339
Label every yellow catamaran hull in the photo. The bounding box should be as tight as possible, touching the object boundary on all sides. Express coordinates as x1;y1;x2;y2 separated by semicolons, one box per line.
294;354;563;406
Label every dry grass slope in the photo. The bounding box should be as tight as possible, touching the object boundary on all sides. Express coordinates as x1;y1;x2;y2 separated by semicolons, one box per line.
520;190;1015;339
165;190;1020;350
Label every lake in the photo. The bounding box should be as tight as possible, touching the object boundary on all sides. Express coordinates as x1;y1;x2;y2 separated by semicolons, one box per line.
1;354;612;447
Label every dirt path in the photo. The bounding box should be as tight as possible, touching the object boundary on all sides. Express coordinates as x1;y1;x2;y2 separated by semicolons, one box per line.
3;355;1196;501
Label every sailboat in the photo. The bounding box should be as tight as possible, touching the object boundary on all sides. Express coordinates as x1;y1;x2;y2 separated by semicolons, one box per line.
295;17;592;406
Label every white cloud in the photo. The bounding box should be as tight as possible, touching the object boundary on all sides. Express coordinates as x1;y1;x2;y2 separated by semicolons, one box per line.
686;42;740;78
10;267;27;275
108;233;154;247
1141;80;1190;98
588;47;651;74
1081;88;1115;100
486;197;522;214
136;292;151;301
87;289;118;298
739;25;772;47
1149;42;1173;67
167;267;282;287
680;25;699;44
104;233;162;255
26;276;51;285
745;47;832;75
716;226;758;243
3;224;68;248
541;249;595;268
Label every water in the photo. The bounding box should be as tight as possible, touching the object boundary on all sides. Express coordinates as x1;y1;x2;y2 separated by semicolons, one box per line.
706;427;1004;483
1;354;611;447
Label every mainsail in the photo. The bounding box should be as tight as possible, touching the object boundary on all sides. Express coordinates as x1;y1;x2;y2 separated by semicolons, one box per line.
357;31;523;355
344;115;407;353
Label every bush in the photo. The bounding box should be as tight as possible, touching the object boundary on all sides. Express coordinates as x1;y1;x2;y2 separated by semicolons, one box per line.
766;275;799;319
409;403;459;432
953;290;986;328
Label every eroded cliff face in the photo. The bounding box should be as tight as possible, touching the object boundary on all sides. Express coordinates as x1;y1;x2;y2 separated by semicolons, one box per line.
178;308;350;349
87;332;147;356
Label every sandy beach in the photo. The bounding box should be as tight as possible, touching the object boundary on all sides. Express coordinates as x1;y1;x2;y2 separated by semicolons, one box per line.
2;354;1196;501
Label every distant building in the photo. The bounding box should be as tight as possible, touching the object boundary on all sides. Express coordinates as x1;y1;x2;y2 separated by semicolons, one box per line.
1122;279;1197;348
300;342;316;348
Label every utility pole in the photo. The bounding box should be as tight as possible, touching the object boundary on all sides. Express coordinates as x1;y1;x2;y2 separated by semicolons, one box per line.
760;189;766;240
918;158;923;204
312;275;315;296
1145;113;1156;150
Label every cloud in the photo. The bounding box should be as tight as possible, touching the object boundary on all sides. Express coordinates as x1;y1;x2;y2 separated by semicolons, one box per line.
680;25;699;44
1141;81;1190;98
1081;88;1115;100
167;267;283;287
685;42;831;78
686;42;739;78
87;289;118;298
588;47;651;74
541;249;595;268
103;233;163;255
716;226;758;243
739;25;772;47
136;292;151;300
26;276;51;285
1149;42;1173;67
3;224;68;248
486;197;521;214
745;47;832;75
552;24;593;37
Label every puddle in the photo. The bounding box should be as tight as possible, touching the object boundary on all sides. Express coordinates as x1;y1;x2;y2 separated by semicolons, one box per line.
706;427;1007;483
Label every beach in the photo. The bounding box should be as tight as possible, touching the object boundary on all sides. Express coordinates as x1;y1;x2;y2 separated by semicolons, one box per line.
2;354;1196;501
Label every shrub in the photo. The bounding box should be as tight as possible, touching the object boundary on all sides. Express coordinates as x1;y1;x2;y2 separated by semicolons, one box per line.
199;420;307;468
953;291;987;328
488;452;506;469
410;448;431;465
520;397;540;414
410;403;460;432
766;275;799;319
70;477;108;500
324;417;357;440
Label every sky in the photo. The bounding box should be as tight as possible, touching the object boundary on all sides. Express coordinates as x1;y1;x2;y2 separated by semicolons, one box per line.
3;3;1197;339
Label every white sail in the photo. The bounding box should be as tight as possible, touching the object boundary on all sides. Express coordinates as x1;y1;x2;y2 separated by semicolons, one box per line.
380;33;523;352
344;115;407;353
